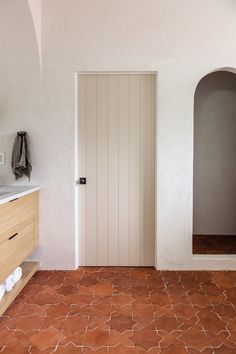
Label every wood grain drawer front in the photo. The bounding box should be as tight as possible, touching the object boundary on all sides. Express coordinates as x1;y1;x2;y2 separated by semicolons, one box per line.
0;219;34;246
0;221;35;284
0;193;37;235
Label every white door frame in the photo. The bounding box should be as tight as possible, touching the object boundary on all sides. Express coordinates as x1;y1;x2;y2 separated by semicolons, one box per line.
74;71;158;269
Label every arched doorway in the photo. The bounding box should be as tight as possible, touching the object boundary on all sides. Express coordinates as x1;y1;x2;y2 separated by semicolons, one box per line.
193;70;236;254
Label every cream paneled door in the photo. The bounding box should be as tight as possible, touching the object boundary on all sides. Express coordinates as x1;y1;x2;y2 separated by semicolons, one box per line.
78;73;155;266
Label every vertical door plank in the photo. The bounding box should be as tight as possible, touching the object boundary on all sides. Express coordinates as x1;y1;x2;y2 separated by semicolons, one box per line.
78;75;87;265
107;75;119;265
145;74;154;266
150;75;156;265
140;76;145;266
86;75;98;265
118;75;130;265
129;75;141;265
97;75;108;265
140;75;155;266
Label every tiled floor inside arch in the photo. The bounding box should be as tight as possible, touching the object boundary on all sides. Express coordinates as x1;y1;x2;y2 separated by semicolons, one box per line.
0;267;236;353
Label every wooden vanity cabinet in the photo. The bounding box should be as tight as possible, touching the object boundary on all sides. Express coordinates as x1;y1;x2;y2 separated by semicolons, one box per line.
0;192;39;315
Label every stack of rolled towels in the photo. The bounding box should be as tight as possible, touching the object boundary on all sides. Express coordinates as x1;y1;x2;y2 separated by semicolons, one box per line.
0;267;22;301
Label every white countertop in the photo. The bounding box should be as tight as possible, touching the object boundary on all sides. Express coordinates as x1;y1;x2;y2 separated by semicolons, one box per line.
0;185;40;205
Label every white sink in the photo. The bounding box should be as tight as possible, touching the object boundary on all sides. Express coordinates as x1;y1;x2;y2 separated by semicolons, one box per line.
0;185;40;206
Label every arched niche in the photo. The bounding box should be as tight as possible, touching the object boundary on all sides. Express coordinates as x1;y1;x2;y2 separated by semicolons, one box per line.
193;69;236;254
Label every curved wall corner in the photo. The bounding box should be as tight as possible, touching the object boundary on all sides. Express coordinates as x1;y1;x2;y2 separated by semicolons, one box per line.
193;69;236;236
27;0;42;81
209;67;236;76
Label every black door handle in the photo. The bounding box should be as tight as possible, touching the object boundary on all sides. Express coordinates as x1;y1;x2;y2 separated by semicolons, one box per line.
78;177;86;185
8;233;19;240
9;198;19;203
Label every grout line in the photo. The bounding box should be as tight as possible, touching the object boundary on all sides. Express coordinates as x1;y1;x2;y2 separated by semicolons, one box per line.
118;75;120;267
129;74;131;267
107;75;109;267
96;75;98;266
85;76;88;266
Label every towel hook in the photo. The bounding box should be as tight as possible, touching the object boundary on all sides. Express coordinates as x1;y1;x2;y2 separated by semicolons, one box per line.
17;131;27;136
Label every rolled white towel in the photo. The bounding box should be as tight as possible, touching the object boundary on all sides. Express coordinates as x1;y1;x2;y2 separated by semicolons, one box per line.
12;267;22;284
0;284;5;301
4;275;14;292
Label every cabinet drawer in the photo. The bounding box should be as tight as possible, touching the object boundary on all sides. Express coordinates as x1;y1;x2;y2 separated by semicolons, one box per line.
0;221;35;284
0;193;37;235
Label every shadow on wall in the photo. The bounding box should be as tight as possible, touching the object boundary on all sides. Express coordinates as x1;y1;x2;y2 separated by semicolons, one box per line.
0;133;15;184
0;0;42;185
193;69;236;254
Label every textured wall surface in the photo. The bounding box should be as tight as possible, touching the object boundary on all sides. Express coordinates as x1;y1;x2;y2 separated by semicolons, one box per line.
0;0;236;269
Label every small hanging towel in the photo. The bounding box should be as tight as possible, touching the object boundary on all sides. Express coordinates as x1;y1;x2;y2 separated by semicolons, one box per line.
11;131;32;180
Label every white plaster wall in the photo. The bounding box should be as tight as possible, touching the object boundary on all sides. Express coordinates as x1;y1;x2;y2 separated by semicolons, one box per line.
0;0;75;269
1;0;236;269
193;71;236;236
27;0;42;75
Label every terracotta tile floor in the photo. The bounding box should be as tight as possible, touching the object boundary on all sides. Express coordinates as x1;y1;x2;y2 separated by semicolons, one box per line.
193;234;236;254
1;267;236;353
